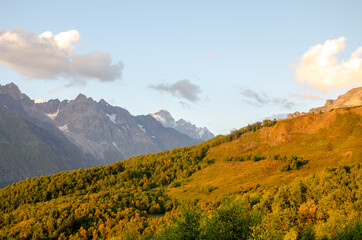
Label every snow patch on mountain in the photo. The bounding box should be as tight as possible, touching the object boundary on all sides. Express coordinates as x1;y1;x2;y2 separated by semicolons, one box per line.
47;109;59;120
150;109;214;141
138;124;147;133
150;113;166;124
58;124;69;132
150;109;174;127
106;113;117;124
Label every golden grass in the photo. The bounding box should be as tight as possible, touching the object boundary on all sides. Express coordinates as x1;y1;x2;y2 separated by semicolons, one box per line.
168;106;362;201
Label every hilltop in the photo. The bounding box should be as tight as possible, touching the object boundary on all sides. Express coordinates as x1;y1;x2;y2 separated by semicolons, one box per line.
288;86;362;118
310;87;362;113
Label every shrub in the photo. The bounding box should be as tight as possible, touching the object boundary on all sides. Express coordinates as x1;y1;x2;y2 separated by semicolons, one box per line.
281;156;306;172
332;220;361;240
202;201;254;240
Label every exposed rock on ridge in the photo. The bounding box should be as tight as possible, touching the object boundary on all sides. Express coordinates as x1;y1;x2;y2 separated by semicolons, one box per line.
287;87;362;119
37;95;161;164
37;95;202;164
0;83;204;168
150;109;214;141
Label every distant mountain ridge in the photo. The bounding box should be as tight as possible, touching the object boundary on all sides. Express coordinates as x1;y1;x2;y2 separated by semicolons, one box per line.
37;94;158;164
37;95;199;164
150;109;214;141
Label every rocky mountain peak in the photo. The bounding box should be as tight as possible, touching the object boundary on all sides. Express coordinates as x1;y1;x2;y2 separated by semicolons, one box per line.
0;82;31;102
150;109;214;141
309;87;362;114
98;99;109;106
35;99;61;114
75;93;92;102
150;109;176;128
3;82;20;91
288;87;362;119
327;86;361;107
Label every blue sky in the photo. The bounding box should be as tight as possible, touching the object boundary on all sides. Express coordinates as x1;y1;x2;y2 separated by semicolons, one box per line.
1;1;361;134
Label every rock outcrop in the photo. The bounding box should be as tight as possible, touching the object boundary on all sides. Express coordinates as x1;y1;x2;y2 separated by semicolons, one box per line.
150;109;214;141
287;87;362;119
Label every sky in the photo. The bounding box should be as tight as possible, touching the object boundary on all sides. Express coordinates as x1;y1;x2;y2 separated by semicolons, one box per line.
0;1;361;135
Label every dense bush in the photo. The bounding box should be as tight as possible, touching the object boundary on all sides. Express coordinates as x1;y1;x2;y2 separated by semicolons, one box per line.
281;155;307;171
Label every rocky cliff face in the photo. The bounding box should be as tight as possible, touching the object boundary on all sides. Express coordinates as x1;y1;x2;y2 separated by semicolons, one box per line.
37;95;202;164
135;115;200;150
150;109;215;141
37;95;161;164
0;83;66;139
287;87;362;119
0;83;90;188
308;87;362;113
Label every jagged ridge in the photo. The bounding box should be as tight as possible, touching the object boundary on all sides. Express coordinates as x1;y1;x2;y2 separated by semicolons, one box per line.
150;109;215;141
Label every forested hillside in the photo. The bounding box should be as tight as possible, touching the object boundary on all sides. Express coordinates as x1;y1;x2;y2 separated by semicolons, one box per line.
0;106;361;239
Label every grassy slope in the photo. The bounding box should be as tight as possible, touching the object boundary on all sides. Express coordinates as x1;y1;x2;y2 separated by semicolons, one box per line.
168;106;362;200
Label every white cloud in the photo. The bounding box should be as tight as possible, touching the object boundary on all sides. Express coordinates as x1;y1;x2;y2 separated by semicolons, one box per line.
150;79;201;102
72;51;123;82
33;98;45;103
49;87;62;93
39;30;80;52
195;52;217;61
240;88;295;109
292;92;321;100
295;37;362;92
0;28;123;84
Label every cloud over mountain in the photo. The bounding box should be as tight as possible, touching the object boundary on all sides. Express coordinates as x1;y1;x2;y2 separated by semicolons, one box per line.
292;92;321;100
150;79;201;102
240;88;295;109
295;36;362;92
0;28;123;84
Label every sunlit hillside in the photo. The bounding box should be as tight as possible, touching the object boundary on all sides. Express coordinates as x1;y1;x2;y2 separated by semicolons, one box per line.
0;106;361;239
169;106;362;201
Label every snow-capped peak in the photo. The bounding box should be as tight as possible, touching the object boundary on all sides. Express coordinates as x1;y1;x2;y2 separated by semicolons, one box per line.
150;109;214;141
155;109;167;113
150;113;166;124
150;109;175;128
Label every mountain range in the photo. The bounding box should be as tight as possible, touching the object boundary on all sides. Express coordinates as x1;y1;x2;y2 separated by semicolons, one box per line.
0;82;213;187
36;94;201;164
